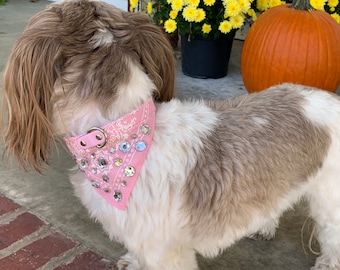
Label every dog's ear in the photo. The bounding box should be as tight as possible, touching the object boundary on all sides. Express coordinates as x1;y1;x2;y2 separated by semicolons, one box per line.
127;12;176;102
1;10;63;172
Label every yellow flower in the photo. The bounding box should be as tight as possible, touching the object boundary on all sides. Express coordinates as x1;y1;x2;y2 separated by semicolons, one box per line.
183;6;197;21
269;0;282;7
202;23;212;34
169;10;178;19
238;0;251;12
230;14;245;28
247;8;257;20
172;0;184;11
195;8;206;22
256;0;269;11
331;13;340;24
225;1;242;17
164;19;177;33
310;0;326;10
129;0;138;9
327;0;339;7
219;20;232;33
147;2;153;14
203;0;216;6
187;0;200;7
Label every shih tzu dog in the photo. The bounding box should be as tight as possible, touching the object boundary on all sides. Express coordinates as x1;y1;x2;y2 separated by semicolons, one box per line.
2;0;340;269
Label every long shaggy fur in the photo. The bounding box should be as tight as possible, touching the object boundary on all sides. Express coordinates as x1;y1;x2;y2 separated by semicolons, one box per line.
2;1;340;269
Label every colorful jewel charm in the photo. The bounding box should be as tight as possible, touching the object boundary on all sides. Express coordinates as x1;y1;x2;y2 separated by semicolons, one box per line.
97;158;107;169
124;166;136;177
80;158;89;169
119;141;131;153
102;175;109;182
114;158;123;167
113;190;122;201
141;124;151;135
135;140;147;152
91;180;100;188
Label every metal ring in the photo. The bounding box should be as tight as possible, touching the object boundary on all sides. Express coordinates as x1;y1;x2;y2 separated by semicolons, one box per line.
87;127;108;148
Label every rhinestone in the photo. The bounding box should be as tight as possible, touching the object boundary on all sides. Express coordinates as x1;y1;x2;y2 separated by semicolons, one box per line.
131;134;137;139
121;180;127;187
102;175;109;182
135;140;147;152
113;190;122;201
80;158;89;169
91;180;100;188
90;153;96;159
104;188;110;193
119;141;131;153
80;140;87;147
114;158;123;167
141;124;150;135
124;166;135;177
109;147;116;153
97;158;107;169
92;168;97;174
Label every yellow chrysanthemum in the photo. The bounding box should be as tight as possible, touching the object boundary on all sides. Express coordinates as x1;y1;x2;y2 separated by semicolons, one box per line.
195;8;206;22
230;14;245;28
129;0;138;9
327;0;339;7
225;1;242;17
183;6;197;22
269;0;282;7
256;0;269;11
219;20;232;33
187;0;200;7
167;0;173;4
147;2;153;14
172;0;184;11
203;0;216;6
310;0;326;10
164;19;177;33
247;8;256;17
238;0;251;12
331;13;340;24
202;23;212;34
169;10;178;19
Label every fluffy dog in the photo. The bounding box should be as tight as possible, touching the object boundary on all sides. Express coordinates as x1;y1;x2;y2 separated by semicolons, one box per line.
2;0;340;269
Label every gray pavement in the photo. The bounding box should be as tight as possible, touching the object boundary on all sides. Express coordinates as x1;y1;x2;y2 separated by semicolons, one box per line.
0;1;338;269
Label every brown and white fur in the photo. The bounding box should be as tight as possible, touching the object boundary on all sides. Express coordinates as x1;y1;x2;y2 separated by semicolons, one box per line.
2;0;340;269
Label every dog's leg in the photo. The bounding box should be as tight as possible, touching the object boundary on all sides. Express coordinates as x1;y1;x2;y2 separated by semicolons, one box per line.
118;246;198;270
308;171;340;269
117;252;141;270
247;217;278;241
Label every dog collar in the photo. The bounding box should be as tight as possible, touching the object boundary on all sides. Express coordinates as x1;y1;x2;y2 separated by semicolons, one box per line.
64;98;155;210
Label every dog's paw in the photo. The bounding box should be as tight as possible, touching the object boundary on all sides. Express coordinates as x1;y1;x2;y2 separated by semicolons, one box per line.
247;232;275;241
311;256;340;270
117;253;141;270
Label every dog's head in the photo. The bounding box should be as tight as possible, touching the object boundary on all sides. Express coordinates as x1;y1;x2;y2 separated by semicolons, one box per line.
1;0;176;171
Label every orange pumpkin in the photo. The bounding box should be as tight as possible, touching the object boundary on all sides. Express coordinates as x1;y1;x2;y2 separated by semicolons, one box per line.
241;2;340;93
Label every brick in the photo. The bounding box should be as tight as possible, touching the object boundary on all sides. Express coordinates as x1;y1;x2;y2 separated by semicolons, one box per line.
55;250;117;270
0;232;77;270
0;212;45;250
0;195;20;216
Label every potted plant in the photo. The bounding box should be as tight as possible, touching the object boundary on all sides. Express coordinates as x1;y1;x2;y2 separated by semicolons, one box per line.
130;0;258;78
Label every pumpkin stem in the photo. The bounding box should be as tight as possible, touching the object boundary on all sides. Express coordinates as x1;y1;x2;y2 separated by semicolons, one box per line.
290;0;315;11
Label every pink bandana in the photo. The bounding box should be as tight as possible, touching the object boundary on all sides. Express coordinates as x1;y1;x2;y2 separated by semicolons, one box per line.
64;98;155;210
